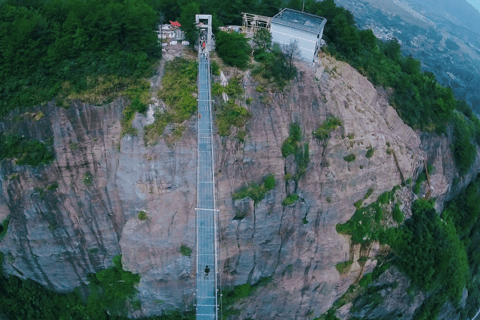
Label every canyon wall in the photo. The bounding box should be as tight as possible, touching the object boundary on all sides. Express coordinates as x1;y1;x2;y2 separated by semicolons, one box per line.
0;51;478;318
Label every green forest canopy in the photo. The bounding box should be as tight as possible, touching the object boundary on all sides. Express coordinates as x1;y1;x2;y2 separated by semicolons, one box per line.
2;0;477;133
0;253;195;320
0;0;162;116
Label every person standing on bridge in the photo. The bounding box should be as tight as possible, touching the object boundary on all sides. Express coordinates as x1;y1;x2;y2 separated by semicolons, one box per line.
204;265;210;279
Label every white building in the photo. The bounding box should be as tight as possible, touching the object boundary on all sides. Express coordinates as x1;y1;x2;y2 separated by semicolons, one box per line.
271;8;327;62
157;22;184;41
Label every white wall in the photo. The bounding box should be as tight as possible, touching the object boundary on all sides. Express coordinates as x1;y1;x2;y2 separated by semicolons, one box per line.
271;23;319;62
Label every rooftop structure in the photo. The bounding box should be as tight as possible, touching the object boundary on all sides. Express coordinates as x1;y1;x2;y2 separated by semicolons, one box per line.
271;8;327;62
271;8;326;34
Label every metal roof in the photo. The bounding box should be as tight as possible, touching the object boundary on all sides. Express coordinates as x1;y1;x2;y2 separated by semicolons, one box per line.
271;8;327;34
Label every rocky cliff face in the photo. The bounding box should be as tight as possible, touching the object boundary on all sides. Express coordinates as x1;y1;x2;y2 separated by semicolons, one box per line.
0;50;478;318
0;98;198;315
216;54;421;319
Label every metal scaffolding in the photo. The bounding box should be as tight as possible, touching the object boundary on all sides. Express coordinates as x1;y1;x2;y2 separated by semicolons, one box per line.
195;26;218;320
241;12;272;34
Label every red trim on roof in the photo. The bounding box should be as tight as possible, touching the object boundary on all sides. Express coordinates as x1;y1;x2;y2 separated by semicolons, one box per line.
170;21;181;27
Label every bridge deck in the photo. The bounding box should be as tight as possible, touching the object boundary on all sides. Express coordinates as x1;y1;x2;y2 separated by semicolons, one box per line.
196;51;217;319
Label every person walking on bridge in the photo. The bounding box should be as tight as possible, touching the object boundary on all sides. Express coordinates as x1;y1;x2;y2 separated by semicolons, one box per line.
204;265;210;279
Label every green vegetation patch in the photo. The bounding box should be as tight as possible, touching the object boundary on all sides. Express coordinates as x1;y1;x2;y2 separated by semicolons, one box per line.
365;147;374;159
232;174;276;205
67;76;152;108
138;211;148;221
386;200;468;303
180;245;192;257
0;134;54;166
212;77;243;98
335;260;353;274
336;186;399;244
319;261;393;320
221;276;272;317
145;58;197;145
159;58;198;122
83;172;93;187
0;0;161;116
46;182;59;191
313;115;342;142
392;203;404;223
454;176;480;319
235;130;247;143
252;44;298;89
344;153;356;162
282;123;302;157
281;123;310;180
0;253;180;320
442;175;480;238
216;31;251;69
354;199;363;209
359;273;373;288
317;309;341;320
250;28;298;88
0;218;9;240
413;171;427;195
215;100;251;136
224;77;243;97
211;82;224;96
211;60;221;76
377;188;396;204
452;112;476;175
161;125;185;148
337;202;384;244
121;98;148;136
282;193;299;207
86;254;140;315
332;176;480;320
364;187;374;199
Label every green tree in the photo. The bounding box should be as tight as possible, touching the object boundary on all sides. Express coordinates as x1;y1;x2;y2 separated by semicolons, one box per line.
255;43;297;87
358;29;377;52
389;200;468;302
216;31;251;68
401;56;422;75
330;14;361;58
257;0;282;17
252;28;272;53
383;39;402;62
286;0;303;11
178;1;199;46
453;113;476;175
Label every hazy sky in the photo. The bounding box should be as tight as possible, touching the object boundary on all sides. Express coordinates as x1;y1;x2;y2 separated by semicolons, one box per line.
465;0;480;13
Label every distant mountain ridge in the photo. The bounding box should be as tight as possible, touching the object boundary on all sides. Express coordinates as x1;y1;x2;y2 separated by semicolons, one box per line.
406;0;480;36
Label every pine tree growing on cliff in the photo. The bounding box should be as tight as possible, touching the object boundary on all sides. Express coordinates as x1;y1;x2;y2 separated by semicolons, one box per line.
178;2;199;47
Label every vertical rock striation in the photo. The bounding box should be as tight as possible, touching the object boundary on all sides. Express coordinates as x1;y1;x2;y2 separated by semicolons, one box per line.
0;51;478;318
